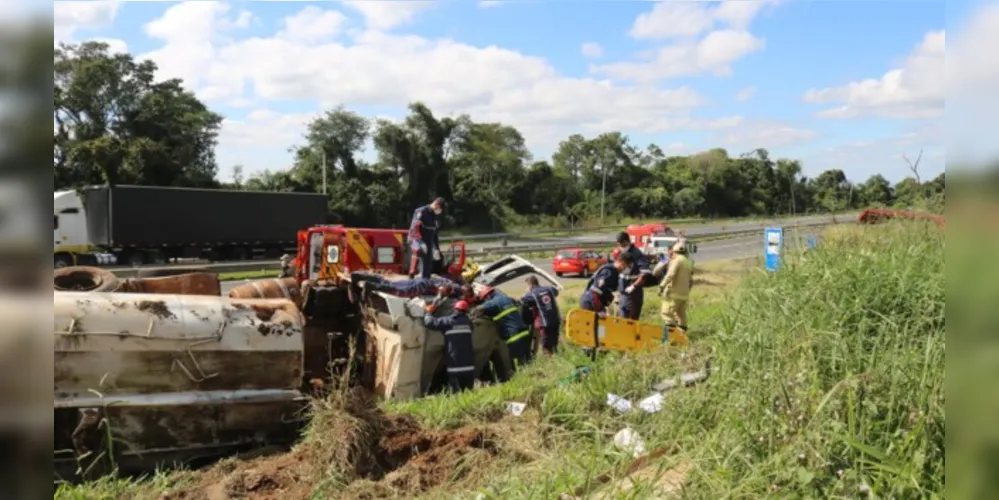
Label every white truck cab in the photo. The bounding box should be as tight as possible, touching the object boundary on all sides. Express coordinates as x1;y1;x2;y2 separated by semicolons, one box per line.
53;190;116;268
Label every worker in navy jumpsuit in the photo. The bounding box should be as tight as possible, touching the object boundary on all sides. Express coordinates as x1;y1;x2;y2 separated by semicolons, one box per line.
350;272;459;299
520;276;561;356
423;300;476;392
580;254;627;314
407;197;446;279
476;287;533;368
615;232;652;320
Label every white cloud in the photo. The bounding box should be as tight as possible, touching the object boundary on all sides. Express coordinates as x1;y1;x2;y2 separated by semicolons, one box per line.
803;123;943;181
478;1;504;8
592;29;765;82
629;0;779;40
132;1;740;175
580;42;603;59
735;86;756;101
278;5;349;43
802;30;944;119
718;120;818;150
666;142;686;151
89;37;128;54
947;3;999;166
54;0;120;42
340;0;433;31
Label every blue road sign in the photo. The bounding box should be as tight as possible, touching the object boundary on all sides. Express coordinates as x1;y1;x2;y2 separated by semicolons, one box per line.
764;227;783;271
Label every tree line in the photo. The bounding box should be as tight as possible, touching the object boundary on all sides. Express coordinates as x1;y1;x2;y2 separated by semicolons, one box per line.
54;41;945;232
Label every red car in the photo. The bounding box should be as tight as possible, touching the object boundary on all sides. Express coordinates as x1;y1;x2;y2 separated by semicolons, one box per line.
553;248;603;278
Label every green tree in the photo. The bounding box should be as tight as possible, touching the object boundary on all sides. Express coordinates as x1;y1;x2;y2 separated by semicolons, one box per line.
54;41;222;189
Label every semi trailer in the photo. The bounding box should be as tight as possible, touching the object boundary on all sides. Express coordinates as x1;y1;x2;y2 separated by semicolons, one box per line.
53;185;328;268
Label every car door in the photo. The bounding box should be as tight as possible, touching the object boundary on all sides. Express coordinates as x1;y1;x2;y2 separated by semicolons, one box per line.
474;255;563;290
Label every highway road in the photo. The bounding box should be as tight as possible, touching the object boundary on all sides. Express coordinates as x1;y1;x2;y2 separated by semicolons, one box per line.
218;227;823;295
108;213;849;275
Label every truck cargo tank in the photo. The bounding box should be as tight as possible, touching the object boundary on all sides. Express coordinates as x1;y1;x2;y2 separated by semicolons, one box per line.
53;292;307;480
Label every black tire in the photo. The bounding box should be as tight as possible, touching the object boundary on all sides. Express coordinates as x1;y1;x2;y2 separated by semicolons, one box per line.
555;272;563;277
54;254;74;269
136;267;213;279
54;266;118;292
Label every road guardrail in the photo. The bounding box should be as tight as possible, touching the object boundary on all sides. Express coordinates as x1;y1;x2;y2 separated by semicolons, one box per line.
110;222;840;278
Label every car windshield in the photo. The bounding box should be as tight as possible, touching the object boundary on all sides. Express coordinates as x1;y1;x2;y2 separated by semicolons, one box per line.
653;239;676;248
557;250;577;259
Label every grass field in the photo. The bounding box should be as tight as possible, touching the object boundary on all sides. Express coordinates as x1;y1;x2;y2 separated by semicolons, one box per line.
56;221;943;499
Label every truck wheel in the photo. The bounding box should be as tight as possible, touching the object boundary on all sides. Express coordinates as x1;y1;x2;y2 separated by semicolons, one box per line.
54;266;118;292
54;254;73;269
125;253;145;267
556;272;563;277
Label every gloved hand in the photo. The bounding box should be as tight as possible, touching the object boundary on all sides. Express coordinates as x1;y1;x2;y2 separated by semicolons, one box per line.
433;248;442;260
419;242;428;253
625;285;635;294
424;304;437;313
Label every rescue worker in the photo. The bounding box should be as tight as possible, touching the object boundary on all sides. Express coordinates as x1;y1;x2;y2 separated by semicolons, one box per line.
615;231;652;320
350;272;460;301
580;252;630;314
423;299;476;392
407;197;446;279
520;276;561;356
652;240;694;334
474;286;533;368
278;254;294;278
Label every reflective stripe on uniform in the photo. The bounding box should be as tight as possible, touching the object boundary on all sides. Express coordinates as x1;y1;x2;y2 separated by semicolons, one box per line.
506;330;531;344
588;286;604;294
446;327;472;336
447;365;475;373
492;306;517;321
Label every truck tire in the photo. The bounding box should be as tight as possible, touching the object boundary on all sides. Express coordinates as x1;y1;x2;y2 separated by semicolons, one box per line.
135;267;212;278
54;254;74;269
54;266;118;292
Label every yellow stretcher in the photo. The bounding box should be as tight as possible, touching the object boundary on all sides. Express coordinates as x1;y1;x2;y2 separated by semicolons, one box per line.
565;308;689;352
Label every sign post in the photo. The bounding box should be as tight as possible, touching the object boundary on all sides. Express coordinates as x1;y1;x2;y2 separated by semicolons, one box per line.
764;227;783;271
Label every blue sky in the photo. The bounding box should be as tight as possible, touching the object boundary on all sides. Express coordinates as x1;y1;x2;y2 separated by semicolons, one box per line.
52;0;967;184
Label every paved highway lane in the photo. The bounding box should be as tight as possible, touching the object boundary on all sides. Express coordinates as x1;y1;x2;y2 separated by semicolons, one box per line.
218;228;823;295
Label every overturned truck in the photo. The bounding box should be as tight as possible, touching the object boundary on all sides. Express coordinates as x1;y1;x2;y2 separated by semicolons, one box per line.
53;227;561;480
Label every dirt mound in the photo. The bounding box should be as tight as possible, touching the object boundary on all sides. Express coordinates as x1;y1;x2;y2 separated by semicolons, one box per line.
164;389;513;499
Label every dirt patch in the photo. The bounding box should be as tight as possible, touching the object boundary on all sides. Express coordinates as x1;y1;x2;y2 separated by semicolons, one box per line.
136;300;176;319
162;388;522;500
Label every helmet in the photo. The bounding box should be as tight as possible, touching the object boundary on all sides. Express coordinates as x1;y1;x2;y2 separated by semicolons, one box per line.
477;285;495;301
454;300;470;312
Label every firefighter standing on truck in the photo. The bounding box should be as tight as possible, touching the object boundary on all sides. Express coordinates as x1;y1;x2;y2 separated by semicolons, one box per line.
520;276;561;356
423;298;476;392
408;197;446;279
653;240;694;334
580;252;629;314
615;232;652;320
474;286;534;369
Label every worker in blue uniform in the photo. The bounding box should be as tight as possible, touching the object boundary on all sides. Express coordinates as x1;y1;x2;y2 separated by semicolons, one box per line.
520;276;561;356
350;271;459;301
407;197;446;279
423;299;476;392
474;286;534;368
580;252;630;314
615;231;652;320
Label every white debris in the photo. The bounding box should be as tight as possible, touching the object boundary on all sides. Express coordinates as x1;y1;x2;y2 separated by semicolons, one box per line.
505;401;526;417
607;393;633;413
638;392;665;413
613;427;646;458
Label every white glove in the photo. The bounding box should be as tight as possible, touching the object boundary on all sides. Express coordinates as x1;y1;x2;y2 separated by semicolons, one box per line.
419;242;428;253
625;285;635;294
433;248;441;260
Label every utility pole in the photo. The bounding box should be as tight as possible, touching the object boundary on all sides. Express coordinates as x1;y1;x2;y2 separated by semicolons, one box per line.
321;150;327;195
600;164;611;224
